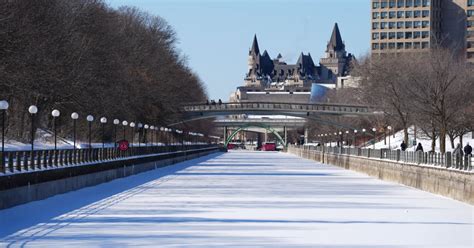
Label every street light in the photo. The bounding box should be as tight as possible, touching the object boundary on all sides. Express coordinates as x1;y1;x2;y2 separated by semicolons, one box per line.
150;126;154;145
144;124;149;146
137;123;143;148
51;109;60;151
100;117;107;149
372;127;377;149
71;112;79;151
28;105;38;153
130;122;135;147
87;115;94;148
354;129;358;147
113;119;119;148
122;120;128;141
0;100;9;167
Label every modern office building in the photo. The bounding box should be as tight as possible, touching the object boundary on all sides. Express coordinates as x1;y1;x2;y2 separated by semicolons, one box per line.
371;0;472;62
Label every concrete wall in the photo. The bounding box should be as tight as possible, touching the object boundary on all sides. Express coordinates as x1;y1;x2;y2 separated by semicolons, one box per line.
0;148;219;210
287;147;474;205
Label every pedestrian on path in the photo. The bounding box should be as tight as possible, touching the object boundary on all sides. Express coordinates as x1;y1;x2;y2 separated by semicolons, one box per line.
400;141;407;151
453;143;463;167
415;142;423;152
464;143;472;157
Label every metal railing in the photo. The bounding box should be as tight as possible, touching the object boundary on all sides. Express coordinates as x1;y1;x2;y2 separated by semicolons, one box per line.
294;145;473;171
0;144;217;175
182;102;373;115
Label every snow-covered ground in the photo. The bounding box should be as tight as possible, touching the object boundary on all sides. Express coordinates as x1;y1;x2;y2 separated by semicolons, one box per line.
0;151;472;247
368;127;474;152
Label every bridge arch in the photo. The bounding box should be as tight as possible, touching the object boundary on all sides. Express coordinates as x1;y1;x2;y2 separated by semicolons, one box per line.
225;123;286;147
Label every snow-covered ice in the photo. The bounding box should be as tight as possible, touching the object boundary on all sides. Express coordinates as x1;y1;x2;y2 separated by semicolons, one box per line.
0;151;472;247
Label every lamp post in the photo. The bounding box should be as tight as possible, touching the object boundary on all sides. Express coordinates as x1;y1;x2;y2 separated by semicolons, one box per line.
387;126;392;149
71;112;79;151
345;130;350;147
150;126;154;146
137;123;143;148
130;122;135;147
353;130;358;147
362;128;366;146
86;115;94;148
100;117;107;149
0;100;9;167
122;120;128;141
28;105;38;153
372;127;377;149
113;119;119;148
144;124;149;146
51;109;60;151
338;131;343;147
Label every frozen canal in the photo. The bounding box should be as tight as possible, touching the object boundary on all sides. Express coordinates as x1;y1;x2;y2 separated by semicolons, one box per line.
0;151;472;247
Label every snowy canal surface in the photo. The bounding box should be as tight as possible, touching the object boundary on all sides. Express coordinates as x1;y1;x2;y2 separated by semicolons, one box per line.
0;151;472;247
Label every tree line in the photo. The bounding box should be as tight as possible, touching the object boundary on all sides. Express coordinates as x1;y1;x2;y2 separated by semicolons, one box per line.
0;0;209;143
308;47;473;153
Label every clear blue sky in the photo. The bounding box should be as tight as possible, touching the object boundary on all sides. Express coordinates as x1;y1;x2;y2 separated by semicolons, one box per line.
107;0;371;100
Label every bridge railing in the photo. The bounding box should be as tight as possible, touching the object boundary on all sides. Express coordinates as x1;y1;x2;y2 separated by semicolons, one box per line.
182;102;371;114
296;145;473;172
0;144;217;175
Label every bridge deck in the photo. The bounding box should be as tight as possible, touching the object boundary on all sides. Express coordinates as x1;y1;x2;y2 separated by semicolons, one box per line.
0;151;472;247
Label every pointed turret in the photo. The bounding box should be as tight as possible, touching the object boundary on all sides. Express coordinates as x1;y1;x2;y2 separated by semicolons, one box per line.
327;23;345;52
250;34;260;56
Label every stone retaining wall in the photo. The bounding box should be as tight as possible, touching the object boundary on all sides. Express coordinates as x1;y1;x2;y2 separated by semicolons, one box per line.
0;147;219;209
287;146;473;205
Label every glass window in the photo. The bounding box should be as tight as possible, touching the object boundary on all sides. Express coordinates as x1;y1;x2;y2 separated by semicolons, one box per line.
397;11;405;18
414;21;421;28
389;11;396;18
373;12;380;19
422;21;430;28
422;42;429;49
381;32;388;39
389;43;396;49
406;0;413;7
422;0;430;7
405;32;413;38
397;32;404;38
405;21;413;28
422;10;429;17
405;42;412;49
421;31;429;38
414;11;421;18
397;42;404;49
468;10;474;17
398;0;405;8
389;0;396;8
381;12;388;19
373;2;380;8
381;43;387;50
389;22;395;29
381;1;388;8
381;22;388;29
414;42;421;49
468;21;474;28
413;32;421;38
389;32;396;39
373;22;380;29
372;43;380;50
397;21;404;29
414;0;421;7
372;33;380;40
405;11;413;18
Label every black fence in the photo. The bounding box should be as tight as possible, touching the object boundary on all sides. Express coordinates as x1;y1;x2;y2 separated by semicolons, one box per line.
295;145;473;171
0;144;216;175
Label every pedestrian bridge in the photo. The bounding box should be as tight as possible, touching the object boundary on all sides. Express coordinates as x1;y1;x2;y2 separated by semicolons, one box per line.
178;101;379;123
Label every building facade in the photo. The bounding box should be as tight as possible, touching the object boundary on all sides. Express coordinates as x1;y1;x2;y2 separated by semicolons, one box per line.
231;23;355;103
371;0;472;62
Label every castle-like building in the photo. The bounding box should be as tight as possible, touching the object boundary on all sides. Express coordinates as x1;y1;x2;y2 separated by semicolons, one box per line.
231;23;355;103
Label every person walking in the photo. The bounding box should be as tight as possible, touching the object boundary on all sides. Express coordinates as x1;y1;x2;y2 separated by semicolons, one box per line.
464;143;472;157
218;99;222;105
453;143;463;168
400;141;407;151
415;142;423;152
